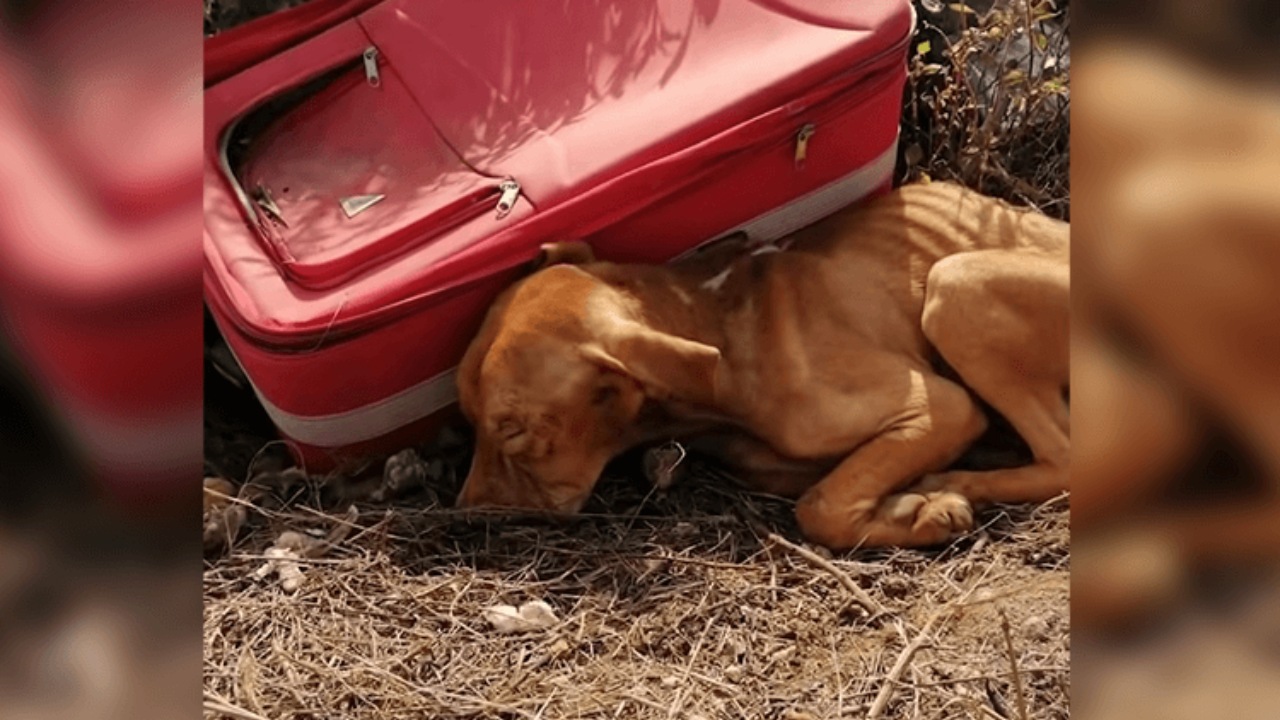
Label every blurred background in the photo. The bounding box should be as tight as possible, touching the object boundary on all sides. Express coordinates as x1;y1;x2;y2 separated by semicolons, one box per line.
0;0;200;717
0;0;1274;716
1071;0;1280;718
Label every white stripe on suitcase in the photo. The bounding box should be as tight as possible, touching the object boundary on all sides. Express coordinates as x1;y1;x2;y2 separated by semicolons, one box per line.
677;135;899;258
253;365;460;448
250;138;899;448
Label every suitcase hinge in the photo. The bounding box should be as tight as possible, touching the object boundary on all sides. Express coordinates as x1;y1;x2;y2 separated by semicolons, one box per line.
495;179;521;220
363;46;381;88
795;123;816;169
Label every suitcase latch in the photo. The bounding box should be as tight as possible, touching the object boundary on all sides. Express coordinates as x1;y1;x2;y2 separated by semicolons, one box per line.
363;46;381;88
252;184;287;227
495;179;521;220
795;123;816;169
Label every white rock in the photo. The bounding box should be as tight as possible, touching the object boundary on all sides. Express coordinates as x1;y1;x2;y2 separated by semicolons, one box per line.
483;600;560;633
518;600;559;627
483;605;525;633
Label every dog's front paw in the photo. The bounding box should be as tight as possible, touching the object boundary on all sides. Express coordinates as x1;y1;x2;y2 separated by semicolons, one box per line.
880;491;973;544
912;491;974;536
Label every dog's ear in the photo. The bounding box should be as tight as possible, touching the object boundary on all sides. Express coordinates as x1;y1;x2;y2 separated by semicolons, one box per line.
581;323;720;406
533;241;596;270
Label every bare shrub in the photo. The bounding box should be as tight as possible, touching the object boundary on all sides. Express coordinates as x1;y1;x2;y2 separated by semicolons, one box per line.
899;0;1070;219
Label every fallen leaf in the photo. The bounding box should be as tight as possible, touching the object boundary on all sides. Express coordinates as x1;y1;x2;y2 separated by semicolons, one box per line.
253;546;306;592
376;448;429;501
519;600;558;626
643;441;686;490
274;530;323;556
203;477;245;552
250;521;346;592
202;477;236;513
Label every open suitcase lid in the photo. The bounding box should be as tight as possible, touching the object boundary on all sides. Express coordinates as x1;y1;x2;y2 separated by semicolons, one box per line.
204;0;913;340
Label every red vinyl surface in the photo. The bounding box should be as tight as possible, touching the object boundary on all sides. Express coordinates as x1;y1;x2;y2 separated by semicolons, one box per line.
203;0;914;465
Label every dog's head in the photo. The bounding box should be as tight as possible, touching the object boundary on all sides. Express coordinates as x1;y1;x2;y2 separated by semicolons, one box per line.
455;241;721;515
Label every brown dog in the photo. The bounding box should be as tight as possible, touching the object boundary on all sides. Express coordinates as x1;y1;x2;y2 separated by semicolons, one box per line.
455;181;1069;550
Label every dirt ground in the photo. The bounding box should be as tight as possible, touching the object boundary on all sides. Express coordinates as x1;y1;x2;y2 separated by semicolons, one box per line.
203;2;1070;718
204;503;1068;718
204;401;1068;719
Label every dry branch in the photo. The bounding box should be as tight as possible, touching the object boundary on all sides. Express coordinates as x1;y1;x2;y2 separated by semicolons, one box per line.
1000;607;1031;720
766;532;886;617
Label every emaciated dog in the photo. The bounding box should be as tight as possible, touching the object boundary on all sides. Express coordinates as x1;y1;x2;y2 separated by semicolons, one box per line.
454;181;1069;549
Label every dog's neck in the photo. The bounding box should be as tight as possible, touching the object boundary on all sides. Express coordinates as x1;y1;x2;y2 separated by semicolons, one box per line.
627;398;733;445
586;260;737;352
585;258;749;435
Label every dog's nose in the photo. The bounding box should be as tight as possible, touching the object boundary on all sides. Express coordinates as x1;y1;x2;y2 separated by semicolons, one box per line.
456;468;508;510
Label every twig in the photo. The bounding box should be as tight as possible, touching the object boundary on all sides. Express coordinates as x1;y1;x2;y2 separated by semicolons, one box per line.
976;702;1010;720
899;665;1068;690
866;570;992;720
204;691;271;720
766;533;885;616
866;610;944;720
999;608;1030;720
244;438;307;482
666;613;718;718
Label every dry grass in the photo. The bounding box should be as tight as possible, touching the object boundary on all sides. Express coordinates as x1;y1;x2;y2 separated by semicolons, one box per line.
204;428;1068;720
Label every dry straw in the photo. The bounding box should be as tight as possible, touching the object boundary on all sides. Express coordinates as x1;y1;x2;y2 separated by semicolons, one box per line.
204;446;1069;719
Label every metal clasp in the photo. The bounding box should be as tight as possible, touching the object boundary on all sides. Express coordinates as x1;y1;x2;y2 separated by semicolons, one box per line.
363;46;380;87
795;123;816;169
495;179;520;220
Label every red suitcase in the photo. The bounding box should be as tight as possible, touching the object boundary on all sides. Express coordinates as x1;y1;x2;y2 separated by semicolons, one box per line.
204;0;915;471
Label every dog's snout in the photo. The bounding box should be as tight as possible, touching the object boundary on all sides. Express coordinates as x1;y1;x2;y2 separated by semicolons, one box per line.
455;451;493;508
456;459;500;509
455;476;481;508
455;453;524;512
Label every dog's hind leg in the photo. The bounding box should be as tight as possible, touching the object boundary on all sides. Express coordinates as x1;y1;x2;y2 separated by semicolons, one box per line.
917;250;1071;506
793;371;988;549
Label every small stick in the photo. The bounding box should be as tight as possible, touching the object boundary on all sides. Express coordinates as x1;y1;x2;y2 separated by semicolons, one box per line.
204;692;271;720
976;702;1010;720
999;608;1030;720
665;614;717;719
866;609;944;720
867;570;992;720
766;533;885;616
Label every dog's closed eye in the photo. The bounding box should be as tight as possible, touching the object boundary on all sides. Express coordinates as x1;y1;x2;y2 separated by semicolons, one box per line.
495;416;531;451
496;417;524;439
592;385;619;406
